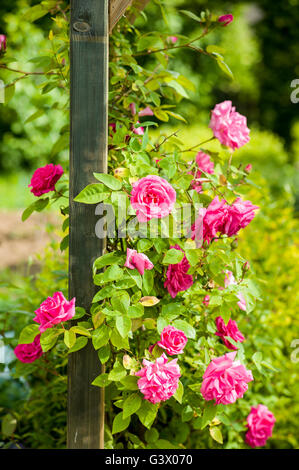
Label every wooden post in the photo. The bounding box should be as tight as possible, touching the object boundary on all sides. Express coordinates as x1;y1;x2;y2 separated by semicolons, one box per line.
68;0;108;449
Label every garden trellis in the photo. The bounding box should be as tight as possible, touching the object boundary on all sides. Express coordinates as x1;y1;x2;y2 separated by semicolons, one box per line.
68;0;149;450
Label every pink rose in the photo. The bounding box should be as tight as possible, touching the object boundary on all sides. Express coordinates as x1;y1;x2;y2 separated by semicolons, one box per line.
34;291;76;333
129;103;137;116
223;270;247;311
136;353;181;404
0;34;6;52
28;164;63;197
164;245;193;298
157;325;188;355
223;198;259;237
124;248;154;275
130;175;176;223
167;36;178;44
133;121;144;135
245;164;252;174
218;14;234;26
14;334;43;363
191;152;215;193
209;100;250;150
139;106;154;117
215;316;245;350
203;295;210;306
245;405;276;448
201;351;253;405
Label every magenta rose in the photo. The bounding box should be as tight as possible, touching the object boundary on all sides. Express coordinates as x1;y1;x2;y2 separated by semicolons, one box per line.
191;152;215;193
139;106;154;117
201;351;253;405
191;197;227;245
0;34;7;52
203;295;210;306
209;100;250;150
136;353;181;404
218;14;234;26
245;164;252;174
215;316;245;350
34;291;76;333
164;245;193;298
124;248;154;275
29;163;63;197
157;325;188;355
223;198;259;237
14;335;43;363
245;405;276;448
130;175;176;223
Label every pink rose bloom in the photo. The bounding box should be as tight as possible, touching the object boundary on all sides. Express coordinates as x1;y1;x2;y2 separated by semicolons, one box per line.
224;198;259;237
14;334;43;363
157;325;188;355
201;351;253;405
245;405;276;448
164;245;193;298
245;164;252;173
0;34;6;51
28;164;63;197
203;295;210;306
215;316;245;350
218;14;234;26
191;152;215;193
124;248;154;275
223;270;247;311
136;353;181;404
209;100;250;150
130;175;176;223
34;291;76;333
191;197;227;245
133;121;144;135
129;103;136;116
139;106;154;117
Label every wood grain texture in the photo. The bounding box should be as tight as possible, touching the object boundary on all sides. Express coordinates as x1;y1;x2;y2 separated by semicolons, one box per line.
68;0;108;449
109;0;132;32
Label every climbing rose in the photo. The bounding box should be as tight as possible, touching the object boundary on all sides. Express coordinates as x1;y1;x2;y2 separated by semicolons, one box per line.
28;164;63;197
201;351;253;405
14;335;43;363
218;14;234;26
191;152;215;192
164;245;193;298
215;316;245;350
124;248;154;275
0;34;6;52
136;353;181;404
209;100;250;150
130;175;176;223
139;106;154;117
245;405;276;448
224;270;247;311
223;198;259;237
34;291;76;333
157;325;188;356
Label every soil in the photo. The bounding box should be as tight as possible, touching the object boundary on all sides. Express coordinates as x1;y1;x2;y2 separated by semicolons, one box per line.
0;210;60;271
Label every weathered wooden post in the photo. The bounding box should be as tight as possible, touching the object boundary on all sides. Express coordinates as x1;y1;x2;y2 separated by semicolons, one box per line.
68;0;149;449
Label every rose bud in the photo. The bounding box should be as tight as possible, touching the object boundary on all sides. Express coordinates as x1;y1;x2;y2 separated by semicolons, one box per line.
218;14;233;26
0;35;7;53
245;164;252;174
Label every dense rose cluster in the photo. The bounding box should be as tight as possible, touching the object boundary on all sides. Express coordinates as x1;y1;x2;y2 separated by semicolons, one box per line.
245;405;276;448
34;291;75;332
164;245;193;298
201;351;253;405
136;353;181;404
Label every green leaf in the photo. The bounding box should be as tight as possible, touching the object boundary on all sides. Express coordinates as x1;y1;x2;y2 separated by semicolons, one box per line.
40;329;60;352
60;234;69;252
252;351;263;372
112;412;131;434
92;373;111;388
201;401;218;429
145;428;159;443
74;184;110;204
122;393;142;419
137;401;158;429
92;286;115;303
172;319;196;339
64;330;76;349
98;344;110;364
93;173;122;190
163;248;184;264
50;133;69;158
70;325;91;337
143;269;154;295
22;198;49;222
127;304;144;319
137;239;153;252
94;265;124;284
4;84;15;104
18;324;40;344
111;291;130;314
110;328;129;350
216;58;234;80
94;252;124;270
68;336;88;353
180;9;203;23
25;109;45;124
173;380;184;404
167;80;189;99
108;360;127;381
1;413;17;437
92;324;111;350
210;426;223;444
119;376;139;391
116;315;132;338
